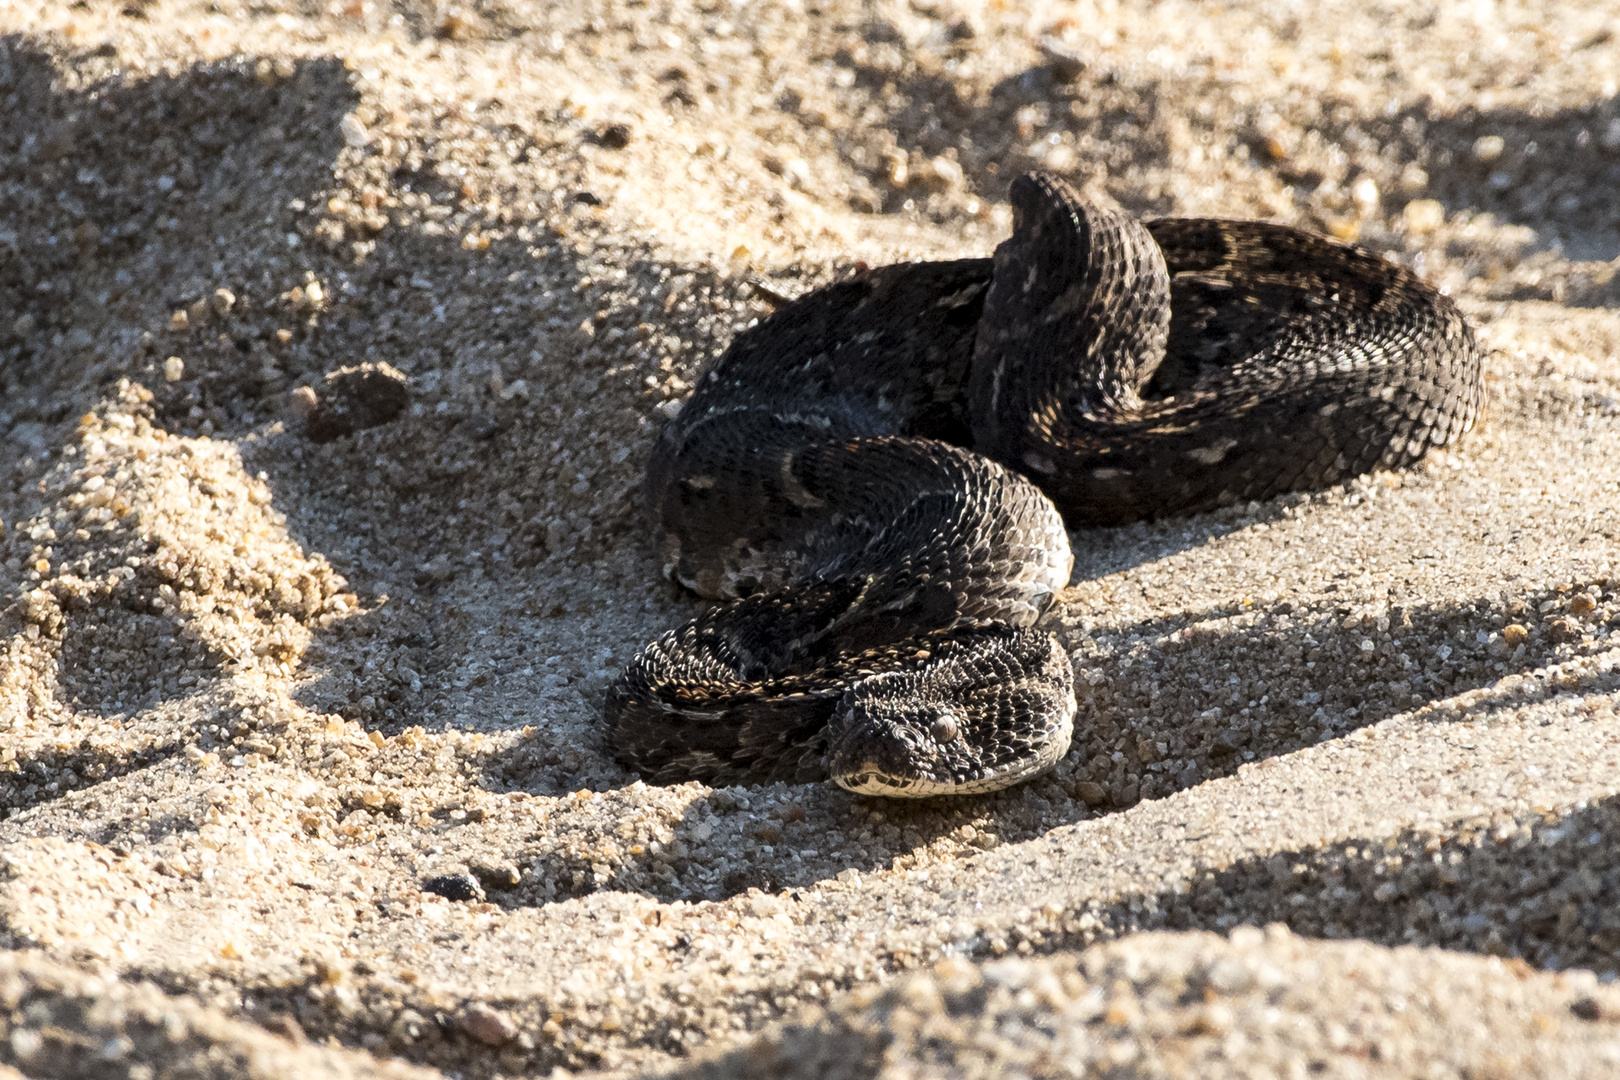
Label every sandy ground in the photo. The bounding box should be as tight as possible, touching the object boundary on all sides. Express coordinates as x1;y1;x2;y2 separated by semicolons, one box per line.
2;0;1620;1076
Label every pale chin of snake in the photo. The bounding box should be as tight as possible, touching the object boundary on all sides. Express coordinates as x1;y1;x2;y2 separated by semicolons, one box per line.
826;707;1078;798
603;169;1485;799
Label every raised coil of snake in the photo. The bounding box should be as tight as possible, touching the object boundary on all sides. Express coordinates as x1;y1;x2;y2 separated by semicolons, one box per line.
604;171;1483;798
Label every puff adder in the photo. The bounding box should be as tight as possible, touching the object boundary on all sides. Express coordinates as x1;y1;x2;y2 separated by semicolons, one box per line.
604;172;1483;798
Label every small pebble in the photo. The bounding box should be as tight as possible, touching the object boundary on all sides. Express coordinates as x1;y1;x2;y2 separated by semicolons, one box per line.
470;860;523;891
1547;618;1581;643
596;122;632;149
422;873;485;902
1324;215;1361;242
1472;135;1505;162
780;156;812;191
164;356;185;382
1399;163;1430;193
1402;199;1446;235
304;362;411;443
9;1028;43;1062
886;149;909;188
1228;925;1265;949
1207;955;1256;993
340;113;371;148
1037;35;1086;82
1501;623;1528;645
288;385;319;418
1571;996;1604;1022
1351;176;1380;217
210;287;236;316
928;155;963;188
460;1004;519;1046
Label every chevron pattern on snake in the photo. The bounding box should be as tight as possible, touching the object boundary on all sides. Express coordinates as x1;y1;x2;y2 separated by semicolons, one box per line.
604;171;1483;798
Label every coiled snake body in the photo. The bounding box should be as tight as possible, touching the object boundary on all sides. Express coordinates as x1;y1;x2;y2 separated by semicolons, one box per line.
604;173;1483;797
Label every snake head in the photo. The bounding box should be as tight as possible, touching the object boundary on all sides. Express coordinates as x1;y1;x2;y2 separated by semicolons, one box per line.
822;693;957;797
821;627;1076;798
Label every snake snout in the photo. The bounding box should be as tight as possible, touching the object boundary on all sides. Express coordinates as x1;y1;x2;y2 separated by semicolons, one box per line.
824;693;952;797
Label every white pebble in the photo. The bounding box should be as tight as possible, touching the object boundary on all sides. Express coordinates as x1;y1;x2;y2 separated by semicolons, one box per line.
1402;199;1445;235
164;356;185;382
1351;176;1379;217
340;113;372;148
289;386;319;417
780;157;811;191
930;155;964;188
1471;135;1505;162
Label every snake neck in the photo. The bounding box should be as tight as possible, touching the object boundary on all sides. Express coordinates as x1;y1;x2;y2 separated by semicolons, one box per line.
968;173;1171;474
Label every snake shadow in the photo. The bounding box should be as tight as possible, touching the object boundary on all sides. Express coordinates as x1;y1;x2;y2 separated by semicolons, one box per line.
474;501;1294;799
259;234;787;739
482;570;1608;907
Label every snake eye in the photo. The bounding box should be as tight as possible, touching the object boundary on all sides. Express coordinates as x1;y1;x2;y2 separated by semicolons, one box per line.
930;714;960;744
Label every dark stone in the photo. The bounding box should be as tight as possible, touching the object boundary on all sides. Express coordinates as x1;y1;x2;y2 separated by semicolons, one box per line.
595;122;632;149
470;859;522;891
304;362;410;443
422;872;485;903
1037;35;1086;82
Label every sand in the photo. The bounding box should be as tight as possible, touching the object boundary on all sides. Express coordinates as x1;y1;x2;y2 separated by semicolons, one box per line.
2;0;1619;1076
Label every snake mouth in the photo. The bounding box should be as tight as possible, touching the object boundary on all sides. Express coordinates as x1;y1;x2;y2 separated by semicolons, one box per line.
830;764;975;798
823;722;961;797
824;725;997;798
831;769;906;796
829;764;1023;798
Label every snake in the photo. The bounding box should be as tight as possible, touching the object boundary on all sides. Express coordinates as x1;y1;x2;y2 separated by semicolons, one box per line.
602;172;1483;798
